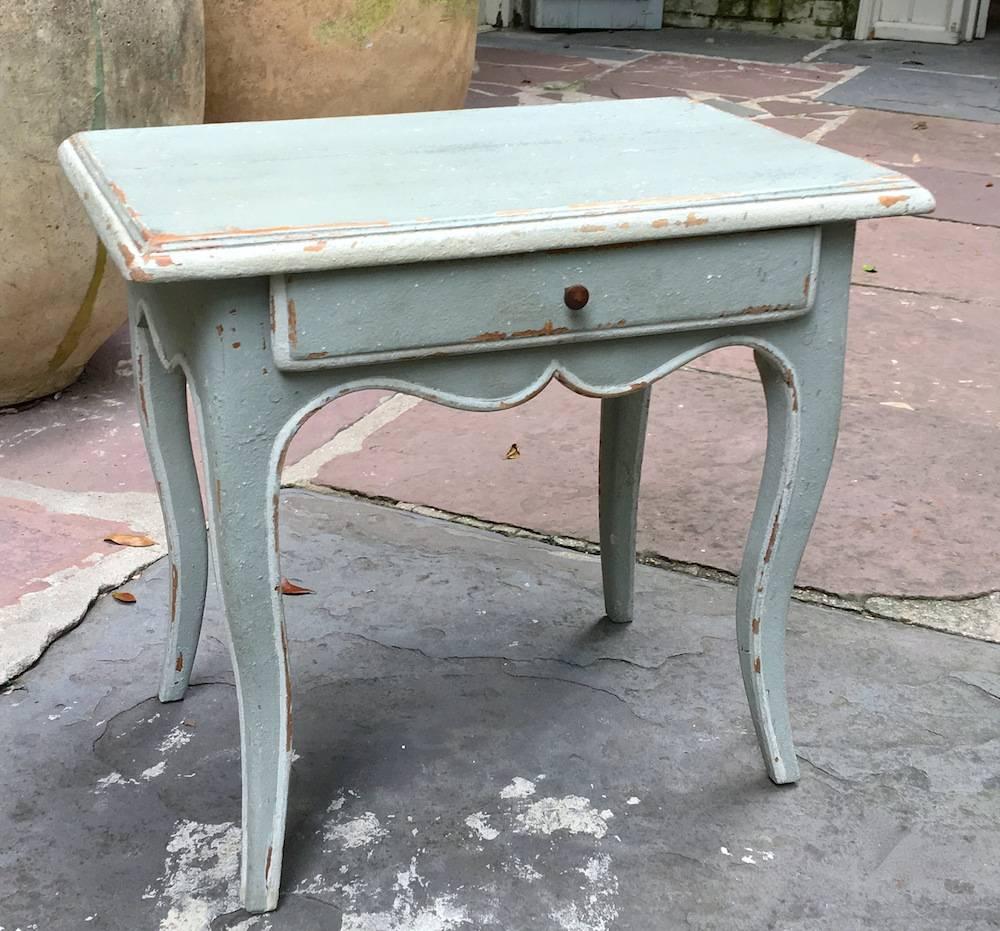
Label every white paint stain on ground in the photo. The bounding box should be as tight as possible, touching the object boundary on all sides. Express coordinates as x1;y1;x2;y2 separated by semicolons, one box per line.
505;856;543;882
158;725;194;754
325;811;389;849
514;796;612;840
137;780;623;928
95;771;140;791
339;856;472;931
464;812;499;841
721;844;775;865
142;761;167;781
499;777;536;799
550;854;619;931
145;820;241;931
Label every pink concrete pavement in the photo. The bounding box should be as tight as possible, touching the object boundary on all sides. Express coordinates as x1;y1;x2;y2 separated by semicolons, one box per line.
301;43;1000;600
3;38;999;681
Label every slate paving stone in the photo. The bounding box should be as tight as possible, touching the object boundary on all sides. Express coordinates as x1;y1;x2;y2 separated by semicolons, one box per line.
2;492;999;929
817;33;1000;78
821;66;1000;124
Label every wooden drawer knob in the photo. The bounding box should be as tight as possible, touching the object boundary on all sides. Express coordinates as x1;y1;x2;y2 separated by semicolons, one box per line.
564;284;589;310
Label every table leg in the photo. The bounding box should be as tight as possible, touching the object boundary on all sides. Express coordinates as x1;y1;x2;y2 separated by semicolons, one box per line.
198;409;290;912
599;386;651;624
131;314;209;703
737;320;846;785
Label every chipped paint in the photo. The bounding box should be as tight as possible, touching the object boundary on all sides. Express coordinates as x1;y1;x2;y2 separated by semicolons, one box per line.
287;298;298;349
879;194;909;208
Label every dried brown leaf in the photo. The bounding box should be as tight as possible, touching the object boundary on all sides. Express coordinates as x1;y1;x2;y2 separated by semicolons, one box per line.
504;443;521;460
104;533;156;548
280;578;314;595
112;591;137;604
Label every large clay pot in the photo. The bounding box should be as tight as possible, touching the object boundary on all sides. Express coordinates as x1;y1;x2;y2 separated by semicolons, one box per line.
204;0;477;123
0;1;204;406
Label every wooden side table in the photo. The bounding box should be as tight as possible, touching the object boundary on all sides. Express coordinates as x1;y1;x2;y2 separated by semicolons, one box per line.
60;98;933;913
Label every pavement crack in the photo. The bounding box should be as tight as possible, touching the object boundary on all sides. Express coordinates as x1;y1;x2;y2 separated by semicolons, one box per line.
501;668;648;721
295;891;345;915
795;752;852;786
949;672;1000;702
91;681;233;752
344;630;694;670
91;693;159;752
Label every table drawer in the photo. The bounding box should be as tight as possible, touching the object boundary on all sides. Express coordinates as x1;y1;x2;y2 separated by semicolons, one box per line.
271;227;819;370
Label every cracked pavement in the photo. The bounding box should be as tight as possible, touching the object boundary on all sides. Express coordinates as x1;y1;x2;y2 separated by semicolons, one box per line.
2;491;999;929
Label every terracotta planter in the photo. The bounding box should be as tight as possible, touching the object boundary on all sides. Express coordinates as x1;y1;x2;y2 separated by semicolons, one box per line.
204;0;477;123
0;1;204;406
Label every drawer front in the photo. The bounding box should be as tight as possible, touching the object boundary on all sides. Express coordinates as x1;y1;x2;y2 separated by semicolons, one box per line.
271;227;819;370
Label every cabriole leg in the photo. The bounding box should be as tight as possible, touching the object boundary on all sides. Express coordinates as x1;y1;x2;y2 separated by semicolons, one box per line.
599;386;651;624
737;256;849;784
200;409;290;913
131;314;209;703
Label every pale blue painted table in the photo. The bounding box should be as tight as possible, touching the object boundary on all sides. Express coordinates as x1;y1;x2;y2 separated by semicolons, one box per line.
60;98;933;913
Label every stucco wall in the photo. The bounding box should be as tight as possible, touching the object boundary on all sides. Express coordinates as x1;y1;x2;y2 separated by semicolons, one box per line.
663;1;859;39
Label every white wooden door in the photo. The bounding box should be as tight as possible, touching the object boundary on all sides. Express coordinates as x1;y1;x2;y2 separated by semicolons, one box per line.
872;0;971;43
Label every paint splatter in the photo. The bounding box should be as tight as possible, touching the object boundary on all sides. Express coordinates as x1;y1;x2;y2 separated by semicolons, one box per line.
464;812;499;841
499;776;536;799
514;796;612;839
158;725;193;754
325;811;389;849
141;761;167;781
550;854;619;931
145;820;241;931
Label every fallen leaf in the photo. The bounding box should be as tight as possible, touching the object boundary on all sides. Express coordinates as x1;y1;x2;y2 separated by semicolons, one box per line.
104;533;156;548
987;182;994;188
182;720;196;728
862;264;877;274
912;121;927;130
112;591;137;603
280;578;314;595
504;443;521;460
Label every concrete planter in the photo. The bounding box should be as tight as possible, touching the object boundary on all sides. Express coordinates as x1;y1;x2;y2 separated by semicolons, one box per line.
0;1;205;406
203;0;478;123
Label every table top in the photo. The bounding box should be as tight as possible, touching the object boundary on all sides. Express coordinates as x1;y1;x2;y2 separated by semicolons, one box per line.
60;98;934;283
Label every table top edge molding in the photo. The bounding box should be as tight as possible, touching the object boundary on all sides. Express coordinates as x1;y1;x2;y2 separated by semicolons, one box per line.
59;135;935;286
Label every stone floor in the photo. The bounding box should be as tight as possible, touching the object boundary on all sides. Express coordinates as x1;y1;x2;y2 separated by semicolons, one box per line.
2;492;999;930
